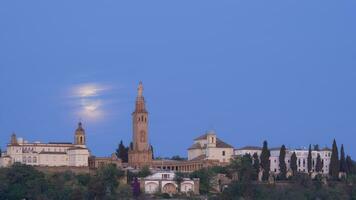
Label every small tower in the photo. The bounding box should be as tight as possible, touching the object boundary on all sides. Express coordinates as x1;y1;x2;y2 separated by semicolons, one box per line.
206;130;217;148
10;132;18;145
74;122;86;146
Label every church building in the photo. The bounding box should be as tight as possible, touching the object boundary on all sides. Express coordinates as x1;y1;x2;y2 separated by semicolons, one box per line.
0;122;90;167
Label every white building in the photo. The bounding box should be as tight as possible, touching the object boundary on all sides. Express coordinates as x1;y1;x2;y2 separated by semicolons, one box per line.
188;131;234;163
235;146;332;175
142;171;199;195
0;122;90;167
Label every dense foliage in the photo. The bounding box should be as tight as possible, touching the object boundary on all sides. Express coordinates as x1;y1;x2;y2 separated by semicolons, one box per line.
218;176;356;200
0;163;128;200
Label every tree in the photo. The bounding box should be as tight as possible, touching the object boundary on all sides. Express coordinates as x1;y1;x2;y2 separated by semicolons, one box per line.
0;147;2;157
1;163;49;200
313;144;320;151
252;153;260;181
241;154;255;182
279;145;287;180
346;155;353;174
291;152;298;175
171;155;187;161
307;144;312;173
116;140;128;163
137;166;152;178
97;164;124;195
174;172;185;192
340;144;347;173
151;145;154;159
329;139;339;179
189;168;215;194
260;140;270;181
315;154;323;173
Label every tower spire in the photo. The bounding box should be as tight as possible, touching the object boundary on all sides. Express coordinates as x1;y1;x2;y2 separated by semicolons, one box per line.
134;82;147;113
138;81;143;97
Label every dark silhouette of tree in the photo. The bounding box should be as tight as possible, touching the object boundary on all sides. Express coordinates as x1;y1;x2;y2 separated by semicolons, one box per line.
279;145;287;180
313;144;320;151
307;144;312;173
329;139;339;179
260;140;270;181
339;144;347;173
171;155;187;161
346;155;353;174
315;154;323;173
0;147;2;157
291;152;298;175
116;140;128;163
252;153;260;181
151;145;154;159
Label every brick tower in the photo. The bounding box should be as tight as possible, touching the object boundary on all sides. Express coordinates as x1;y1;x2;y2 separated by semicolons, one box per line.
128;82;152;168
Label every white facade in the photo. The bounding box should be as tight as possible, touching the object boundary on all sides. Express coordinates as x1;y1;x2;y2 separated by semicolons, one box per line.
0;123;90;168
0;139;90;167
235;146;332;175
188;131;234;163
142;171;198;195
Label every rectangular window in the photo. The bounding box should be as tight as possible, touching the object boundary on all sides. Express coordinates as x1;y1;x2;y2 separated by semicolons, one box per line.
222;151;226;156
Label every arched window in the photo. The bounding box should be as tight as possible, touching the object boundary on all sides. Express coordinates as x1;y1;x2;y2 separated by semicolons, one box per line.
33;157;37;163
28;156;32;163
80;136;83;144
140;131;146;142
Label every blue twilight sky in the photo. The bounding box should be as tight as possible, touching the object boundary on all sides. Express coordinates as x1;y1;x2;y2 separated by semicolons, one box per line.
1;1;356;158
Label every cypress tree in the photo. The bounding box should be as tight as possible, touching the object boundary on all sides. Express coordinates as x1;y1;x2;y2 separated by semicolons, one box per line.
329;139;339;179
124;147;129;162
307;144;312;173
116;140;128;163
339;144;347;173
313;144;320;151
290;152;298;175
252;152;260;180
279;145;287;180
315;154;322;173
151;145;154;159
346;155;353;174
260;140;270;181
0;147;2;157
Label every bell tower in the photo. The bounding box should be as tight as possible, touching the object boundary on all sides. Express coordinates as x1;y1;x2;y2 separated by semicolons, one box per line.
128;82;152;168
74;122;86;146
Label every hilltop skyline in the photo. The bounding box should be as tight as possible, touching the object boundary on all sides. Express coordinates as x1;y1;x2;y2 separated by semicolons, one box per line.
1;1;356;158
